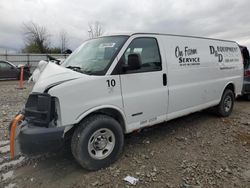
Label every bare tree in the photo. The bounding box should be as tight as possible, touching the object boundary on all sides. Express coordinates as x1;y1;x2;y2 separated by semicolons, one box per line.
60;30;68;53
88;21;104;38
23;21;50;53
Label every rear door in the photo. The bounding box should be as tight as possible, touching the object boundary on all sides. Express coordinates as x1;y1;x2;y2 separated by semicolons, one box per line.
117;36;168;131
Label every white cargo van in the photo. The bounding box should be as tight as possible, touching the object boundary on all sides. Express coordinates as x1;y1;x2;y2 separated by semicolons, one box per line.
10;33;243;170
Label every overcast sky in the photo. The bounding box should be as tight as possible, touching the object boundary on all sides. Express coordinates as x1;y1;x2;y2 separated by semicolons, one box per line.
0;0;250;52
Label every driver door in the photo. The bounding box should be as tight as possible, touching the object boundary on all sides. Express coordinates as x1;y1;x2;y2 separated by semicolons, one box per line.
118;37;168;130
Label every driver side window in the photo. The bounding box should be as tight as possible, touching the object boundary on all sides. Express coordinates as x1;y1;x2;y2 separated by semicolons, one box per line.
121;37;162;73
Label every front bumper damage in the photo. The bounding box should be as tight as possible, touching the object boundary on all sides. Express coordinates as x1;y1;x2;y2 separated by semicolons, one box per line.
9;114;65;158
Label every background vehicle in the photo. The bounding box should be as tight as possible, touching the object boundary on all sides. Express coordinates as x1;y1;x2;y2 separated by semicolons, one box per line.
0;60;31;80
239;45;250;99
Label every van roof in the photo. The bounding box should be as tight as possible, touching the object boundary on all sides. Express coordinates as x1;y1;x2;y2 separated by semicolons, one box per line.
102;32;236;43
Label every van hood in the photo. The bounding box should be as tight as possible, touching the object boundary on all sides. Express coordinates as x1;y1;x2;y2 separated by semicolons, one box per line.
32;62;85;93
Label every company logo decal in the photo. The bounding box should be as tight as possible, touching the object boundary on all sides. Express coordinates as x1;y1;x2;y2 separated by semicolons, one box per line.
209;46;238;63
175;46;200;66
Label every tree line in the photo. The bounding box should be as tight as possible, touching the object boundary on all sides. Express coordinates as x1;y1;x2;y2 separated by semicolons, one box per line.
22;21;104;54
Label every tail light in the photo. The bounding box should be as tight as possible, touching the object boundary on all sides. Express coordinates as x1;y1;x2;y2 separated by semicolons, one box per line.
244;69;250;77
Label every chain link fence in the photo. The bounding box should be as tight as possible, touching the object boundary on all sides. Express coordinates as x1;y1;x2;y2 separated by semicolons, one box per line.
0;53;69;72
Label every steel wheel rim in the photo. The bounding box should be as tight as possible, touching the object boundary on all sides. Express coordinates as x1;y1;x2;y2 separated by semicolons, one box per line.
88;128;115;160
224;95;232;112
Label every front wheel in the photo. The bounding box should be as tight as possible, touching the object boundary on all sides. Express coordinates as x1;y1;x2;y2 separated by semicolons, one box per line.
215;89;234;117
71;114;124;170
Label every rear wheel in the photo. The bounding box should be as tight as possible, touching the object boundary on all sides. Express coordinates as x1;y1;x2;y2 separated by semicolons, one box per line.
215;89;234;117
71;114;124;170
246;94;250;101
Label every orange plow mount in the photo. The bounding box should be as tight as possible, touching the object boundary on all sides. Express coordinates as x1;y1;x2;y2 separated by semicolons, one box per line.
10;114;23;159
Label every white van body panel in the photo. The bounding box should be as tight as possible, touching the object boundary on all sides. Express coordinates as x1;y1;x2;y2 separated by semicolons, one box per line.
48;75;124;127
30;33;243;134
160;35;243;120
116;35;168;132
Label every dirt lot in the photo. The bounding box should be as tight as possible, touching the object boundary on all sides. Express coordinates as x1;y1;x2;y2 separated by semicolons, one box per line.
0;81;250;188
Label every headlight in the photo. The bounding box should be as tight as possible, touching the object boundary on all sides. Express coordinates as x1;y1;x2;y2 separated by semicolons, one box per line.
25;93;57;127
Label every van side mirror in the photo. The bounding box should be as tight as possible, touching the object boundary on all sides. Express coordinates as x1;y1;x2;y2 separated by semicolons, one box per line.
123;53;142;72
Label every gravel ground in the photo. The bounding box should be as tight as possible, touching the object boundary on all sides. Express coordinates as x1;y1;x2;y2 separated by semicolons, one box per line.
0;81;250;188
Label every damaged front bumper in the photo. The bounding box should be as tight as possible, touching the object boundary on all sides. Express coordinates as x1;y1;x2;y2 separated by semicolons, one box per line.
10;114;65;158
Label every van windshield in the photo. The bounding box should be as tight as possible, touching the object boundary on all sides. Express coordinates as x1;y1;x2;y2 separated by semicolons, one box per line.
62;36;128;75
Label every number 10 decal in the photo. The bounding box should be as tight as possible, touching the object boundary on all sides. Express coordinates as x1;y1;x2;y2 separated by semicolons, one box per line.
106;79;116;87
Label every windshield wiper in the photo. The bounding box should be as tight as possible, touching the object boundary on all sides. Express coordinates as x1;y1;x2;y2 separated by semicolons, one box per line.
66;66;81;70
66;66;94;75
66;66;85;73
81;70;95;75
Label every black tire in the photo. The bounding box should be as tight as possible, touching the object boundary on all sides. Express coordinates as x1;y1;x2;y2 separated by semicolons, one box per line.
215;89;234;117
246;94;250;101
71;114;124;171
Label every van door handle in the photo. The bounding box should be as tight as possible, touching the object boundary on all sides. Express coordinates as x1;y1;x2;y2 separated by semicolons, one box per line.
163;73;167;86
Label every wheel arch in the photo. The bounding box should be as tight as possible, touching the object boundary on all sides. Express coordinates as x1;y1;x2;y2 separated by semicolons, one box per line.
215;82;235;117
64;105;127;139
222;82;235;97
